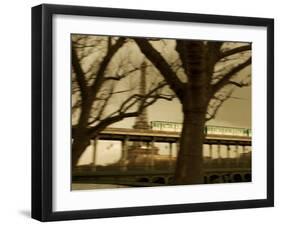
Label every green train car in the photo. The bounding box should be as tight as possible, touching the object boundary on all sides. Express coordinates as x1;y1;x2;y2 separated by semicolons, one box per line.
151;121;251;137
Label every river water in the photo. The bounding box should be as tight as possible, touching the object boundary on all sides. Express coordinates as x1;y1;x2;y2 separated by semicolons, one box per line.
72;183;129;190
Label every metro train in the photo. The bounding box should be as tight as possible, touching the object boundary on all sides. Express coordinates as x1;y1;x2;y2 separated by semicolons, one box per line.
150;121;251;137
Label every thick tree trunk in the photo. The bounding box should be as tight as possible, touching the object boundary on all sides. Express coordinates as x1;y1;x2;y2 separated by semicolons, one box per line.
72;98;93;170
173;41;209;185
174;110;206;185
72;131;91;170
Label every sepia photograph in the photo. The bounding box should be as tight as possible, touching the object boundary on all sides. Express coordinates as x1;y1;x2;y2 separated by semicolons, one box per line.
71;34;252;190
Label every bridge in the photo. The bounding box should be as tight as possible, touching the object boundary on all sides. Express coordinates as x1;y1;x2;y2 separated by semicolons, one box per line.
73;127;252;187
73;167;252;187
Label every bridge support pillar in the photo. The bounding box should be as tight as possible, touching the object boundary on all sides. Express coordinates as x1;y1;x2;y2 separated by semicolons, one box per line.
169;142;173;170
121;136;128;171
241;145;246;166
91;137;98;172
226;145;231;167
176;140;180;156
242;145;246;154
150;138;155;170
209;144;213;164
217;143;221;165
209;144;213;159
235;144;240;167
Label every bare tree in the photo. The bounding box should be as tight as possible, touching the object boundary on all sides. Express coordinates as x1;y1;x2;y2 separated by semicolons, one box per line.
71;35;174;169
133;38;251;184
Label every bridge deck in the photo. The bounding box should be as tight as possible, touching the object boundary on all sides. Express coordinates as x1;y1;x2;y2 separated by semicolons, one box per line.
97;127;251;145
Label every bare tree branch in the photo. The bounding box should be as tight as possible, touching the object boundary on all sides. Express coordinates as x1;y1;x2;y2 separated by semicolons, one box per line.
72;47;89;100
211;57;251;95
206;88;235;121
110;81;169;117
134;38;185;100
91;84;114;124
104;67;140;81
90;37;126;100
228;80;251;87
89;100;174;137
219;44;251;59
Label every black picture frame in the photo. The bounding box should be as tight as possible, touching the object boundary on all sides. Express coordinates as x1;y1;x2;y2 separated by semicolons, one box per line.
32;3;274;222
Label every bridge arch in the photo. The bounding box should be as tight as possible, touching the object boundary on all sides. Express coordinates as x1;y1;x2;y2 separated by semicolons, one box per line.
244;173;252;182
137;177;150;183
215;173;231;183
168;176;174;184
232;173;243;182
209;174;222;183
152;177;166;184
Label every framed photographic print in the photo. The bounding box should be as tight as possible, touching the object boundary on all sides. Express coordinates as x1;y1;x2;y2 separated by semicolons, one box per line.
32;4;274;221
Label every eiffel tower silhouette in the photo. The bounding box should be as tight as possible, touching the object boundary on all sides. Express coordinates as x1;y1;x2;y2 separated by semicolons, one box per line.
127;60;159;169
133;61;150;130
